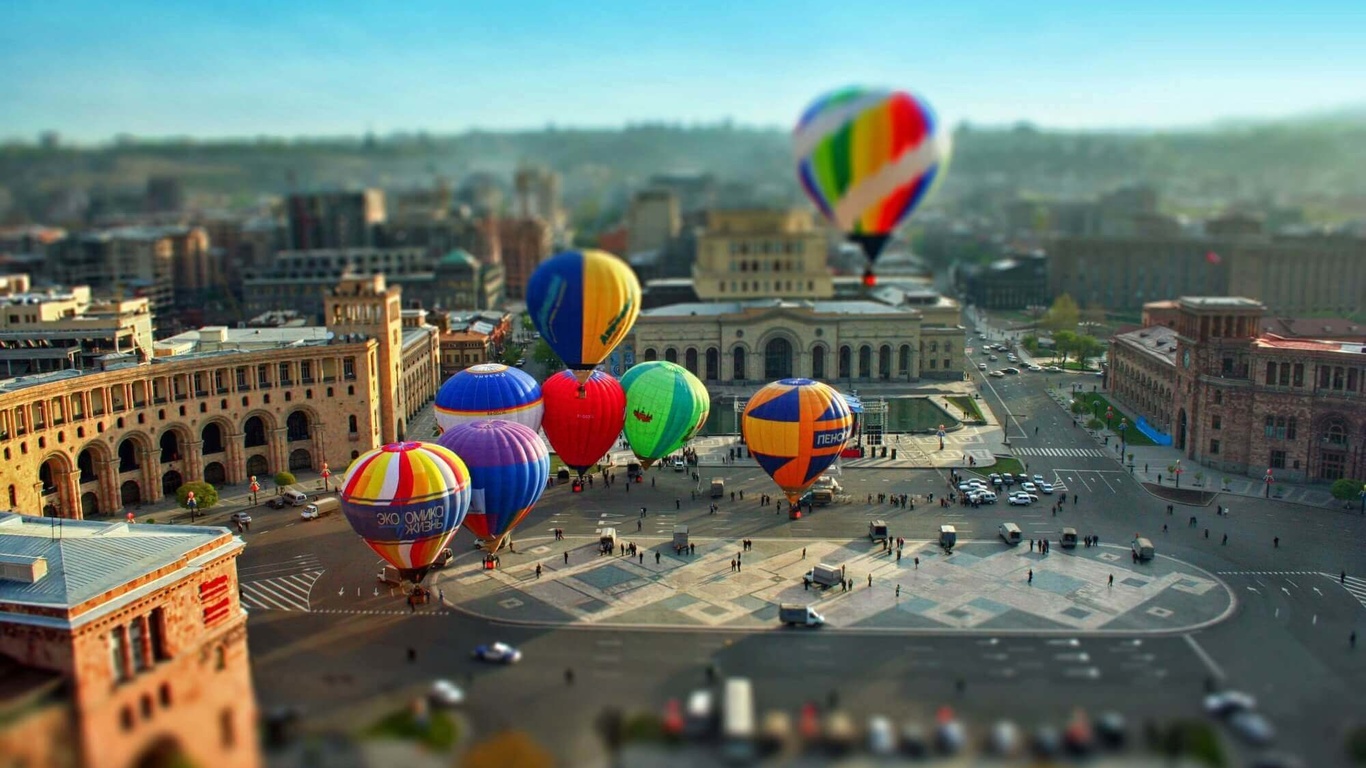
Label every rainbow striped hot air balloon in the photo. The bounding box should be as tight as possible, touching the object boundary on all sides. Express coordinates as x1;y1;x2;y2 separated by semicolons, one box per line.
527;249;641;389
434;363;543;433
436;420;550;554
621;361;710;469
340;441;472;582
742;378;853;505
793;86;948;285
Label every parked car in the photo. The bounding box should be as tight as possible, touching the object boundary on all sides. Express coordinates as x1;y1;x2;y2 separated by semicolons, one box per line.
1003;367;1020;374
471;642;522;664
1032;725;1064;758
970;490;998;504
988;354;999;361
1038;481;1055;494
1229;711;1276;746
1032;474;1045;484
1046;365;1062;372
978;363;988;370
867;715;897;755
1000;473;1015;486
1094;711;1127;750
428;679;465;707
1008;492;1038;506
1204;690;1257;718
1020;482;1038;493
266;497;286;509
899;722;930;758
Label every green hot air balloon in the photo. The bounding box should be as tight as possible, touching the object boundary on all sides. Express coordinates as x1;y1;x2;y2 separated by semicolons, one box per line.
621;361;710;469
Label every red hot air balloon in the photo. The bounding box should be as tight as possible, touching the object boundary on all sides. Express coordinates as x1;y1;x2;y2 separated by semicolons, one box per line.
541;369;625;476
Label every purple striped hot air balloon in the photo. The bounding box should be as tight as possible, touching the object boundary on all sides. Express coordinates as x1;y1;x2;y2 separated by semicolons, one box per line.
437;420;550;553
339;441;471;582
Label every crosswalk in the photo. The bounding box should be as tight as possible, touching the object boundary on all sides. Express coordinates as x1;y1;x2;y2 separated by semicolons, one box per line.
239;554;323;612
1217;571;1366;609
1013;447;1109;458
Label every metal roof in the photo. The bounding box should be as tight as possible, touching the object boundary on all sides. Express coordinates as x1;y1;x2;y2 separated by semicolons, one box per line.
0;512;228;608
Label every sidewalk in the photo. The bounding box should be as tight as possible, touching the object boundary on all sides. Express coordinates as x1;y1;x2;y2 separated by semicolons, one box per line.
126;469;333;526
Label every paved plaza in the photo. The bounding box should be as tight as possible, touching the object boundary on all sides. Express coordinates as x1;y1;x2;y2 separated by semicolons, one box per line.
433;535;1234;634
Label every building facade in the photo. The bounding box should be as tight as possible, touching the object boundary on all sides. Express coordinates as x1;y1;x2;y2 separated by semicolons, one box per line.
285;190;385;251
0;276;438;520
0;512;259;768
959;251;1049;310
497;218;553;301
626;300;964;385
1108;297;1366;483
0;282;154;376
625;188;681;257
691;210;833;301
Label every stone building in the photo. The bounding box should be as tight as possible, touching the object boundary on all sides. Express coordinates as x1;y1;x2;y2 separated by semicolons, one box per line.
497;218;553;301
691;209;833;301
626;299;964;385
0;276;438;520
1108;296;1366;483
0;281;154;376
0;511;259;768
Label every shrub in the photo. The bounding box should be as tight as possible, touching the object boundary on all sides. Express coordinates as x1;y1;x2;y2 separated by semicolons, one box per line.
274;471;297;489
1330;478;1365;502
1086;417;1105;430
175;481;219;512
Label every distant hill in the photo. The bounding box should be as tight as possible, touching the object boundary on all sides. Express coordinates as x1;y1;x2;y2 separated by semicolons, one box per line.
2;114;1363;225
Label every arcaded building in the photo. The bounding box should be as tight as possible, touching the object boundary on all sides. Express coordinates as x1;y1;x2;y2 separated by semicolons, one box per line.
1108;297;1366;483
0;511;259;768
0;275;439;520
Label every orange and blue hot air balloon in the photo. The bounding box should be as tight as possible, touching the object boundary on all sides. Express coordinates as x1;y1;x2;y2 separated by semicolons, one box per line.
434;363;543;433
340;441;471;582
742;378;853;505
527;249;641;389
436;420;550;553
793;86;949;285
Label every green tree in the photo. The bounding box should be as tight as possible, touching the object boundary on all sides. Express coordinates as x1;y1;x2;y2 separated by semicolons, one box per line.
274;471;297;489
1043;294;1080;335
531;339;563;369
1053;330;1079;366
1074;334;1105;369
1330;478;1365;502
499;344;523;365
176;482;219;514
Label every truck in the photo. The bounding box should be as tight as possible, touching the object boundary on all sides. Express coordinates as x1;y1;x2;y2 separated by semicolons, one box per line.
672;525;689;554
805;563;844;589
300;496;340;521
939;524;958;550
779;604;826;627
711;479;725;498
1060;527;1079;548
599;527;618;554
868;520;888;542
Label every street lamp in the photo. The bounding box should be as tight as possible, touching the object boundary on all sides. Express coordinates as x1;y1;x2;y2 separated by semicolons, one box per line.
321;462;332;493
1264;468;1274;499
186;490;197;522
1359;484;1365;514
1173;460;1184;489
938;424;946;452
250;475;260;506
1118;418;1128;452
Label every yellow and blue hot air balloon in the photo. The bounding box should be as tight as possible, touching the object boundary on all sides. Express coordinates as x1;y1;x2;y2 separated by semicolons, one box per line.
742;378;853;505
527;249;641;389
339;441;472;583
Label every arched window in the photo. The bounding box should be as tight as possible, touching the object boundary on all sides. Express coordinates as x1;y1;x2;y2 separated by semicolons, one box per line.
348;415;358;434
878;345;892;379
643;348;658;362
684;348;699;376
732;347;747;381
664;348;678;364
858;345;872;379
838;346;852;379
811;346;826;380
764;338;793;380
898;344;912;376
705;348;719;381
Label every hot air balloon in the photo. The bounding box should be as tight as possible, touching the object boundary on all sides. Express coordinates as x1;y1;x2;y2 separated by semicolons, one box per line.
526;249;641;391
620;361;709;468
436;420;550;554
434;363;543;433
742;378;853;505
339;441;471;582
792;86;949;286
541;369;625;476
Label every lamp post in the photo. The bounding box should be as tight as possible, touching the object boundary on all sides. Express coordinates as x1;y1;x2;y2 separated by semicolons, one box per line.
937;424;946;452
1359;484;1365;514
321;462;332;493
250;476;260;506
1118;418;1128;452
186;490;197;522
1264;469;1274;498
1173;460;1184;489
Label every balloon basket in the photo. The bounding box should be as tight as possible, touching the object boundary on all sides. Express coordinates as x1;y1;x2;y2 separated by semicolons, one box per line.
482;555;499;570
572;480;584;493
789;509;803;520
635;476;642;484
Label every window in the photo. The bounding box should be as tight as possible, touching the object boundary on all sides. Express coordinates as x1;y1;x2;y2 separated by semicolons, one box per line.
343;358;356;380
1209;439;1220;455
1211;415;1221;430
129;617;149;673
109;626;131;682
236;368;248;389
1265;361;1277;385
1279;364;1290;387
279;363;291;385
1286;417;1296;440
929;359;937;369
301;361;313;382
1270;450;1286;469
1292;363;1304;387
943;358;951;369
220;708;236;748
1264;416;1276;438
159;683;172;708
1213;390;1222;405
348;415;358;434
149;607;169;661
121;706;135;732
944;342;952;354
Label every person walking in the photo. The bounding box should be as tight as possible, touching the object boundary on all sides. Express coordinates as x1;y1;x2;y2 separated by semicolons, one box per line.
1222;534;1227;545
1108;573;1114;587
675;497;680;510
536;564;542;579
655;551;661;564
802;547;807;559
867;574;872;588
564;551;569;565
1028;569;1034;585
1274;536;1280;548
637;520;642;531
1343;571;1348;585
1351;631;1357;649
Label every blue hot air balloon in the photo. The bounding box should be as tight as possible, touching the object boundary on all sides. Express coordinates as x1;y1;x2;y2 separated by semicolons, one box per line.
436;420;550;553
434;363;543;433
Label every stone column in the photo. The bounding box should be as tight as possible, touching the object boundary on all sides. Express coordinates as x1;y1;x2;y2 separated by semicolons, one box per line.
57;468;80;519
226;431;246;485
98;457;122;516
269;428;289;476
310;422;327;474
185;440;205;483
142;448;162;503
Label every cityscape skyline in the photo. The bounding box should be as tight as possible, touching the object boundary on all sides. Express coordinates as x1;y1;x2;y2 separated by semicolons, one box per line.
4;0;1365;143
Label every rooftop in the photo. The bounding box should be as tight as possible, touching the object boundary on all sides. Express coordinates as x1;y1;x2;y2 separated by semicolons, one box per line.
640;299;917;319
1260;316;1366;341
1253;335;1366;355
0;512;230;609
161;326;333;349
1115;325;1180;365
1178;296;1265;311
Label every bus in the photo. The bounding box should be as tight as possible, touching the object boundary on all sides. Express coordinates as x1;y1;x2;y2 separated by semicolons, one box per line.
722;677;756;764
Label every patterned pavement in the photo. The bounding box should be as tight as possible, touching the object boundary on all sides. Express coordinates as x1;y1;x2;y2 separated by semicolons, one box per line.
433;535;1235;634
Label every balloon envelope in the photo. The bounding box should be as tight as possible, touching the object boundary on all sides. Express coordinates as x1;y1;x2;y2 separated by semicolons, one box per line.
742;378;853;504
436;420;550;551
526;249;641;383
792;87;947;264
434;363;543;433
340;441;471;580
541;369;625;476
620;361;709;466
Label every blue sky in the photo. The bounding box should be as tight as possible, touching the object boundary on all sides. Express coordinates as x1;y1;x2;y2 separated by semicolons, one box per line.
3;0;1363;142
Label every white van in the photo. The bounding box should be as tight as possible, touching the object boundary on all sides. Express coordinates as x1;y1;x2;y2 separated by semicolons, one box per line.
1132;537;1155;561
281;489;309;507
998;522;1022;546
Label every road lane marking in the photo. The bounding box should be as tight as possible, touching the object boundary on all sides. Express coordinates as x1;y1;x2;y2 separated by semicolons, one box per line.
1182;634;1225;682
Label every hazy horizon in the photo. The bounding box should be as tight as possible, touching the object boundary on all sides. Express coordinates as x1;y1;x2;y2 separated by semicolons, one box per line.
4;0;1364;143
